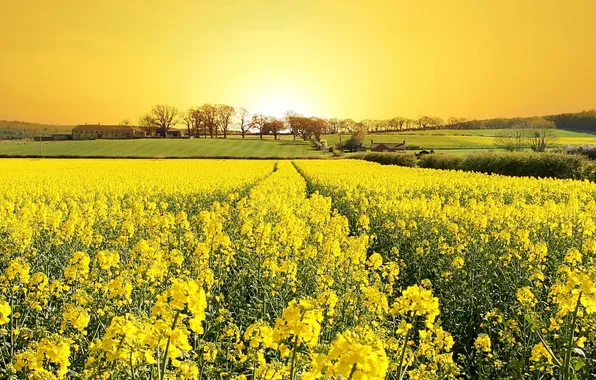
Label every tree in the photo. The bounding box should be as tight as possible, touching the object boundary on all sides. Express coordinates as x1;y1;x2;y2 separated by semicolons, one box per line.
297;116;313;141
119;119;131;126
325;118;341;134
526;117;558;152
341;119;357;133
216;104;235;139
264;117;285;140
495;128;528;151
494;117;558;152
198;104;217;138
309;117;326;141
284;111;301;140
418;116;444;129
251;114;267;139
237;108;251;139
387;117;410;131
181;108;195;138
447;117;467;128
344;122;367;152
139;105;179;137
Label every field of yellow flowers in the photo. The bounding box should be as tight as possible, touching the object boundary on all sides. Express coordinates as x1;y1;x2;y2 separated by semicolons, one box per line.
0;159;594;379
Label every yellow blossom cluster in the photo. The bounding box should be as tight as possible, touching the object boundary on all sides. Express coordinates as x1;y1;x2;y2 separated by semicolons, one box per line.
1;158;595;379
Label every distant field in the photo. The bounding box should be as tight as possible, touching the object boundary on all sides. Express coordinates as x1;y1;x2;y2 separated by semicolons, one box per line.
0;120;73;138
2;128;596;158
324;129;596;150
0;138;328;158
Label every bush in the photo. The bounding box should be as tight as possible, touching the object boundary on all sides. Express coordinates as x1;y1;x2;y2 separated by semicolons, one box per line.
558;144;596;160
419;154;464;170
461;151;594;179
351;152;417;167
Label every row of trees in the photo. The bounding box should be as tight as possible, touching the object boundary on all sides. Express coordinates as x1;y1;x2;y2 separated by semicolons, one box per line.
494;117;558;152
135;104;473;139
135;104;596;140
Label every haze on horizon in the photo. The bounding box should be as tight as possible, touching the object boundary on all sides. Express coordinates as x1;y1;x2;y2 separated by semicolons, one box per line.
0;0;595;125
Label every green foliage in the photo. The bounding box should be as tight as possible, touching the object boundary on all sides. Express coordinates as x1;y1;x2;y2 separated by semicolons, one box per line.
558;144;596;160
421;151;596;181
418;154;463;170
350;152;417;167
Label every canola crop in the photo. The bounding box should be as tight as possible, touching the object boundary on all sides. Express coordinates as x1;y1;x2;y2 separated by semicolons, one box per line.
0;158;594;379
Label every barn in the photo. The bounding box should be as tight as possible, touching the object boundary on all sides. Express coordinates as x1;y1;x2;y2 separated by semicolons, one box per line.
72;125;144;140
370;140;407;152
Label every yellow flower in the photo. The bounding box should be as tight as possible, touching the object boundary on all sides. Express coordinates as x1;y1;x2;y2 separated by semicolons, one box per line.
390;284;440;327
0;300;11;325
474;333;491;353
273;298;323;348
321;327;388;380
530;342;552;364
516;286;537;309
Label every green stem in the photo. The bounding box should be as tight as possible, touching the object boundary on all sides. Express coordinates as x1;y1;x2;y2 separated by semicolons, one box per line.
289;334;300;380
397;326;410;380
562;292;582;380
348;363;358;379
535;329;562;368
160;310;181;380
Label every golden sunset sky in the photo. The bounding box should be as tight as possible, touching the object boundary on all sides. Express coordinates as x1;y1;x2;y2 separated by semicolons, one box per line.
1;0;595;124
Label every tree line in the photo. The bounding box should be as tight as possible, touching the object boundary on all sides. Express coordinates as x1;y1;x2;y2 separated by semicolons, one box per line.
135;104;596;139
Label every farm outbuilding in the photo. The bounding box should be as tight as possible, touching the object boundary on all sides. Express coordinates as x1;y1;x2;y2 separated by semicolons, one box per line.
370;140;407;152
72;125;144;140
156;128;182;138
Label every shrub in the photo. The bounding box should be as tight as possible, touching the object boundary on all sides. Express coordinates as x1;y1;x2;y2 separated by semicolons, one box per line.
351;152;417;167
420;151;596;180
461;152;594;180
419;154;463;170
558;144;596;160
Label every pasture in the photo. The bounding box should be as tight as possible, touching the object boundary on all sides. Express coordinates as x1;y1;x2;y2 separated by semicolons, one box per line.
0;137;327;158
1;128;596;158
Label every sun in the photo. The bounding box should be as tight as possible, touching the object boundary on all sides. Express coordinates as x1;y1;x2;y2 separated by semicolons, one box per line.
252;93;313;119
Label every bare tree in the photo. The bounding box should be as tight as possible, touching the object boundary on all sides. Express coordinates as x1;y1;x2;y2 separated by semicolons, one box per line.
495;128;528;151
325;118;341;134
264;116;285;140
387;117;410;131
237;108;251;139
251;114;267;140
418;116;444;129
119;119;131;126
216;104;235;139
527;118;558;152
140;105;179;137
494;117;557;152
182;108;195;138
447;117;467;127
198;104;217;138
284;111;301;140
341;118;357;133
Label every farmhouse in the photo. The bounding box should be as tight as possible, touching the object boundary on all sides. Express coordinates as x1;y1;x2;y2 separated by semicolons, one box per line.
156;128;182;137
370;140;407;152
72;125;144;140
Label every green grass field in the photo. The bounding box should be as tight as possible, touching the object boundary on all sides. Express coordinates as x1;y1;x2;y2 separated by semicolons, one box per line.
2;128;596;158
324;129;596;150
0;138;328;158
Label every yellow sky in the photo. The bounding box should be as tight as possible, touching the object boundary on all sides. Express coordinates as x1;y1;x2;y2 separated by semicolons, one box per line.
1;0;595;124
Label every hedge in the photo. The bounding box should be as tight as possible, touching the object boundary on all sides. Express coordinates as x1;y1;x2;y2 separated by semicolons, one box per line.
350;152;417;167
420;151;596;180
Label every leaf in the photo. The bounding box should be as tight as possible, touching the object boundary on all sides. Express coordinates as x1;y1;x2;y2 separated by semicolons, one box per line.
572;357;585;372
572;347;586;358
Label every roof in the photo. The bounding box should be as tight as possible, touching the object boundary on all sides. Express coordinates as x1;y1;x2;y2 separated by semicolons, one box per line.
371;142;406;150
73;125;135;131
